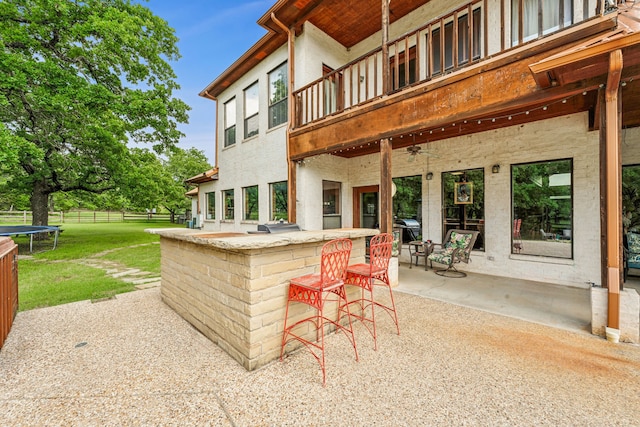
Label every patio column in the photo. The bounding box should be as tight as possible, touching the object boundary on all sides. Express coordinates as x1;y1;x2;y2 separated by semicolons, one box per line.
380;138;393;234
379;0;392;234
381;0;390;95
605;49;623;330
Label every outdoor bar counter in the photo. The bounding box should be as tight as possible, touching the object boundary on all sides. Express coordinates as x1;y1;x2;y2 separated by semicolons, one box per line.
147;227;378;371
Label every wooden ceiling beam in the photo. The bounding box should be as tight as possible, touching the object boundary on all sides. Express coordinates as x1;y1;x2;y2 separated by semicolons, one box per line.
323;93;597;158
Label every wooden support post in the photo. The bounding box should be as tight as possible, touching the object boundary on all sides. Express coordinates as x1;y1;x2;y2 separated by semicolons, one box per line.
605;49;623;330
381;0;390;95
380;1;391;233
380;138;392;234
599;88;607;289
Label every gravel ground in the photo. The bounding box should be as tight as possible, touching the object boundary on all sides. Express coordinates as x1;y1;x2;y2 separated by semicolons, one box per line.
1;286;639;426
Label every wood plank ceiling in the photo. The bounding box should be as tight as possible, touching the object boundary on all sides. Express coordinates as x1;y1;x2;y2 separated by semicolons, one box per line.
260;0;431;48
205;0;430;98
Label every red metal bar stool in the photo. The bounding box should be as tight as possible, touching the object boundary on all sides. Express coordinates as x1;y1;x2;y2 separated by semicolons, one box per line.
344;233;399;350
280;238;358;385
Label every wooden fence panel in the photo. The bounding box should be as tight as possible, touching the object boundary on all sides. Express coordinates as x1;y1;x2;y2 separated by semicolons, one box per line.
122;212;172;222
0;211;63;224
0;237;18;350
0;210;173;224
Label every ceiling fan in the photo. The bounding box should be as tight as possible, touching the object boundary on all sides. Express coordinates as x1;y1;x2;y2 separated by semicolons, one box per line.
406;145;438;162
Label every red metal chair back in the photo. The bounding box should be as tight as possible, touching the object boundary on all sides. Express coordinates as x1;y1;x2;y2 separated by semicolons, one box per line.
319;238;352;287
513;219;522;238
369;233;393;273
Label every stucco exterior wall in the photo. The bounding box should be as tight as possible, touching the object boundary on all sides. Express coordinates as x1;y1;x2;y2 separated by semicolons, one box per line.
199;45;289;232
296;154;352;231
295;22;349;89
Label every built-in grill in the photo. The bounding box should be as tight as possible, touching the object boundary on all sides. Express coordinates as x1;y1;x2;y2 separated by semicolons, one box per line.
256;222;302;233
395;218;421;242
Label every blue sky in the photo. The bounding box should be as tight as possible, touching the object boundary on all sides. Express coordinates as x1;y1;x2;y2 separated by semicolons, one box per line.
143;0;273;164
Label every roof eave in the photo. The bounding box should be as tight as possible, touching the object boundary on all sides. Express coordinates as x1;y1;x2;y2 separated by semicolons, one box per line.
185;168;219;184
199;31;286;100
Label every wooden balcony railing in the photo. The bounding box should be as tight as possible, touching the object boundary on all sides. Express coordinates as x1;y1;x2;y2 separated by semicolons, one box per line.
0;237;18;351
294;0;604;128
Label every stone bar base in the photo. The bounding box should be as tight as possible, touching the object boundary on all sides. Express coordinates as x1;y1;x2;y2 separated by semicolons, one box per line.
148;228;378;371
591;286;640;344
388;256;399;287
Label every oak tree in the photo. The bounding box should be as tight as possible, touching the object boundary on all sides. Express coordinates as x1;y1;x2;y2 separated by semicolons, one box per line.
0;0;189;225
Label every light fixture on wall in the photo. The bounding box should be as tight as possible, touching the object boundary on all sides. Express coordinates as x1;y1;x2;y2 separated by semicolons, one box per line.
426;172;433;180
492;164;500;174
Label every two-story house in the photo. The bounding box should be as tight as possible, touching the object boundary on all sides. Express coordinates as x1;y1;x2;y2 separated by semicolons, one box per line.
192;0;640;338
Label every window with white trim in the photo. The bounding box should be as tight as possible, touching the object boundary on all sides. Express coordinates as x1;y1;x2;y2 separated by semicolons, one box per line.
511;0;573;46
244;82;259;138
224;98;236;147
268;62;287;128
206;192;215;220
270;181;288;221
223;189;234;220
243;185;259;221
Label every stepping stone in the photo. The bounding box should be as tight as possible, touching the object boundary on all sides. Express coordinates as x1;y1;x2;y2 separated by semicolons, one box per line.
135;281;161;290
111;269;141;278
131;277;161;285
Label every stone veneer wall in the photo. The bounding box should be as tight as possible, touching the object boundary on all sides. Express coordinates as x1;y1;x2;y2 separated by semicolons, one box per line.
160;236;367;371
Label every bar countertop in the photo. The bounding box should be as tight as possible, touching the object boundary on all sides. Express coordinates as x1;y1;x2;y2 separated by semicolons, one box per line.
145;227;379;250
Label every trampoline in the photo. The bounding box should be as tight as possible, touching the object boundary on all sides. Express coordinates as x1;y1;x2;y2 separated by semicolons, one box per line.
0;226;60;253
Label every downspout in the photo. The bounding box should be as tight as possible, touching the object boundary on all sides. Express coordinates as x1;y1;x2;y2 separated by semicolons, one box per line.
213;94;220;170
199;89;219;218
605;49;623;331
206;91;222;221
209;97;219;217
271;13;297;224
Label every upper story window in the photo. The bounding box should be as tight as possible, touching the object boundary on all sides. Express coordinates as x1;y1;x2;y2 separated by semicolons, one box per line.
270;181;288;221
430;7;482;75
511;0;573;46
223;189;234;220
224;98;236;147
206;192;215;220
269;62;288;128
458;8;482;65
391;47;416;91
323;64;343;115
244;81;259;139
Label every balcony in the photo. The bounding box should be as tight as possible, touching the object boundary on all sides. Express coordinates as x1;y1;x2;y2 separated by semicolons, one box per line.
290;0;614;159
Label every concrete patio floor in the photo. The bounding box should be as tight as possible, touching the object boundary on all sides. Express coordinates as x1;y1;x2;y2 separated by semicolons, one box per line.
397;266;594;335
1;264;639;425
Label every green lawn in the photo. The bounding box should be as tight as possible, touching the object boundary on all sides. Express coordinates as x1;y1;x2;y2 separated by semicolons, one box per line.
13;222;184;311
